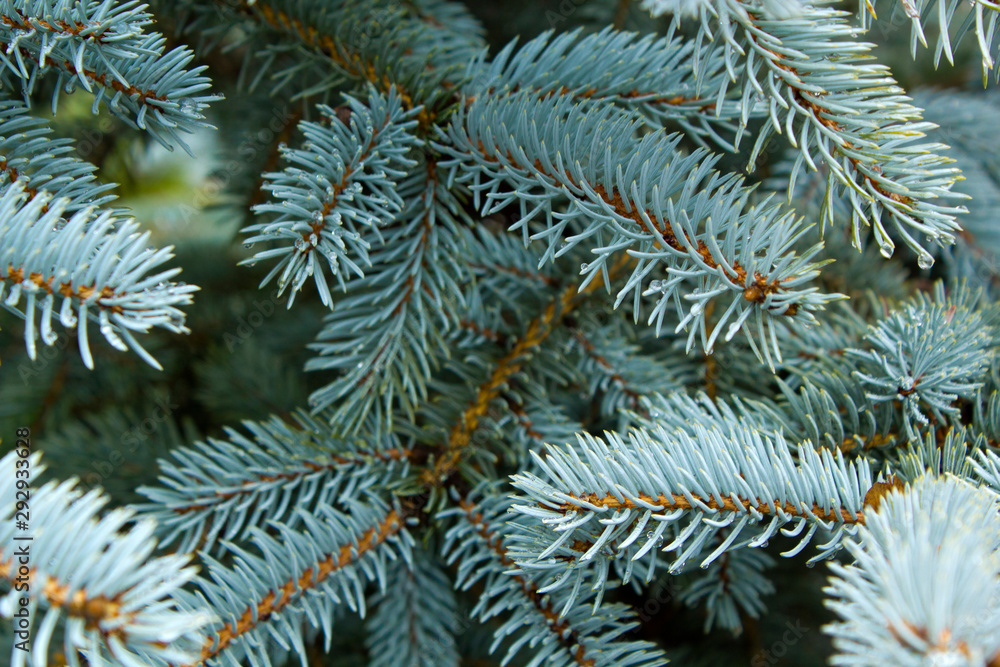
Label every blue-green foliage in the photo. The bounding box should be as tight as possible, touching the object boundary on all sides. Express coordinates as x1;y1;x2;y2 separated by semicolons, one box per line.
136;411;408;554
0;181;198;369
303;166;469;430
916;90;1000;289
0;449;212;667
470;26;745;149
179;497;413;667
4;0;1000;666
243;87;421;306
0;0;215;370
364;550;461;667
823;475;1000;666
0;0;217;150
440;485;667;667
646;0;967;264
438;89;834;368
0;100;117;213
850;283;995;437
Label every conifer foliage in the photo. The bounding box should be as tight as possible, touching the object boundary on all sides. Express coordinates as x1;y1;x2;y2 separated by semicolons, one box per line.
2;0;1000;665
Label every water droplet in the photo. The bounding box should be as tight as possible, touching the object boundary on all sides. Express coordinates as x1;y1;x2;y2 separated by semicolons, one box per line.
244;242;255;249
879;244;894;259
580;262;590;273
294;238;308;251
917;252;934;270
178;99;196;114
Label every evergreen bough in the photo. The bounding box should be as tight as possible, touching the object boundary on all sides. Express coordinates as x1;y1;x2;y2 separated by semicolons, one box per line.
2;0;1000;665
